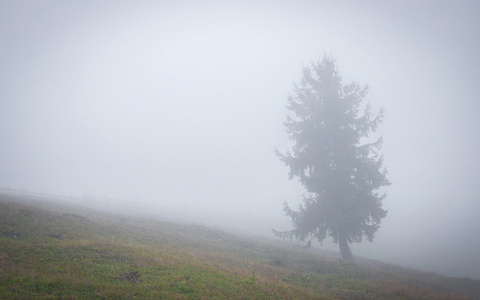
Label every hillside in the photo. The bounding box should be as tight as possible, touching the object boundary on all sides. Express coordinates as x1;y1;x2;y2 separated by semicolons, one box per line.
1;195;479;299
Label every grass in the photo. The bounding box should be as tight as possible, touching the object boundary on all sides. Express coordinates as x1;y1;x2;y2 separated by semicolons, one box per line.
1;195;479;299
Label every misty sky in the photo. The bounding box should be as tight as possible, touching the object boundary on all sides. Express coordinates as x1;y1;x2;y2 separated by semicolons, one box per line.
1;1;479;279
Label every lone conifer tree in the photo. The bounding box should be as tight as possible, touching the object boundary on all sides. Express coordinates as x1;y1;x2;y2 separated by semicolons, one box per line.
275;55;390;261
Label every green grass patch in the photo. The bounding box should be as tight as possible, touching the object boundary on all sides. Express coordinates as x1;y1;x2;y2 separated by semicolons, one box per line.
0;196;478;299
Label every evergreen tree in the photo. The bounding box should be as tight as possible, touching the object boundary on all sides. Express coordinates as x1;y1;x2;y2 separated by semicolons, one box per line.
274;55;390;261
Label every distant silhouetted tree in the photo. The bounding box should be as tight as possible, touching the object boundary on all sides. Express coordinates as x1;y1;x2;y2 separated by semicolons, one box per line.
274;55;390;261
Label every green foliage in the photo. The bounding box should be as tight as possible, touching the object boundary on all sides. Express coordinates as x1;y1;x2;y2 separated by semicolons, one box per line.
275;55;390;259
0;197;476;299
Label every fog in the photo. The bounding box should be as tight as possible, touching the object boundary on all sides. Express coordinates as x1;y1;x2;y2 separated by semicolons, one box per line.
1;1;479;280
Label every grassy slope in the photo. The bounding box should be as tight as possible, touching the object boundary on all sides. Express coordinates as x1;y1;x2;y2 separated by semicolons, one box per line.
1;196;479;299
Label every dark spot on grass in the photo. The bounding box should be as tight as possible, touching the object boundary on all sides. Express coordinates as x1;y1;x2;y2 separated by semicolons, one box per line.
271;257;286;267
49;233;64;240
117;271;141;283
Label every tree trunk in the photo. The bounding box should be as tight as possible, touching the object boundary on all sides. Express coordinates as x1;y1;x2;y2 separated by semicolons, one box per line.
339;237;354;261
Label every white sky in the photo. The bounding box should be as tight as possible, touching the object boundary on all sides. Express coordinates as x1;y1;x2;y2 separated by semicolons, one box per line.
1;1;479;279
